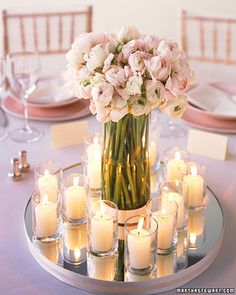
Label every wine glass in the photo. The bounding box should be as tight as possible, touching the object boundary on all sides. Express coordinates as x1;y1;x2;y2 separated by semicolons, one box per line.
7;52;43;143
0;57;8;141
159;118;186;138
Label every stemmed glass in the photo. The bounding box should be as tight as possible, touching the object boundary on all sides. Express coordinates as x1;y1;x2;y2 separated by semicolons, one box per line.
0;57;8;141
7;52;43;142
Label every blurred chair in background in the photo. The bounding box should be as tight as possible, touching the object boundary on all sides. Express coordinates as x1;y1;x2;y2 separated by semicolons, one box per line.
2;6;93;76
179;10;236;83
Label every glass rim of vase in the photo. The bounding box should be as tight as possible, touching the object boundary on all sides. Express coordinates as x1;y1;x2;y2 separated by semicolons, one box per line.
186;161;207;177
124;214;158;237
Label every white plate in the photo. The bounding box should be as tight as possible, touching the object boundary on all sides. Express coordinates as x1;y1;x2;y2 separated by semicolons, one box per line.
187;83;236;119
12;77;77;108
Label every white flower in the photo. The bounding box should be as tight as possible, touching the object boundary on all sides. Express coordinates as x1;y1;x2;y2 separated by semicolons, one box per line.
110;94;128;122
66;49;84;69
74;32;107;53
91;81;114;107
117;25;140;43
145;80;165;108
159;94;188;118
125;75;143;96
85;44;109;72
130;96;150;116
105;66;126;87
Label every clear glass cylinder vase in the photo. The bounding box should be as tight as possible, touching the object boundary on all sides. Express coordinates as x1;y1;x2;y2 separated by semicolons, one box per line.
102;113;150;210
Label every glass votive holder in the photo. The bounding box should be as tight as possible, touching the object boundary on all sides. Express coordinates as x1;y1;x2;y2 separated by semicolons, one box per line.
82;155;101;192
124;215;158;280
84;132;102;163
87;251;117;281
34;161;62;202
159;180;189;231
176;229;188;270
157;251;177;278
88;200;118;257
146;197;178;254
183;162;207;211
62;173;88;224
188;208;206;250
32;192;62;242
149;129;160;169
62;223;87;265
163;147;190;180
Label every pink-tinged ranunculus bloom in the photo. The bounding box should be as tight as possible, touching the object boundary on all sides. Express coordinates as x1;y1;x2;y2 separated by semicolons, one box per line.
75;83;92;100
115;86;130;100
122;40;146;60
91;81;114;107
96;104;112;122
85;44;109;72
165;71;190;96
74;32;108;53
66;48;84;69
159;94;188;118
125;74;143;96
158;39;181;62
130;96;151;116
128;51;152;73
140;34;160;50
145;56;171;82
117;25;140;43
89;100;97;115
105;66;126;87
110;94;128;122
103;53;115;72
144;80;165;108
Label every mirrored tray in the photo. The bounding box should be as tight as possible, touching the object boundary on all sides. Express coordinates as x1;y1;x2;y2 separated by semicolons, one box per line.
24;163;224;294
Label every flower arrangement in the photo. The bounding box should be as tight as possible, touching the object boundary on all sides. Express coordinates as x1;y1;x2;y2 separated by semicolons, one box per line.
65;26;194;281
64;25;194;123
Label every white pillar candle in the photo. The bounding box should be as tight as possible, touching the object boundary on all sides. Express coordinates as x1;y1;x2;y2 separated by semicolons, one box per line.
64;176;87;220
166;152;187;180
91;205;113;252
165;192;185;229
183;165;204;208
150;141;158;166
87;160;101;190
38;170;58;202
35;195;57;238
128;217;151;269
154;206;175;250
86;137;101;163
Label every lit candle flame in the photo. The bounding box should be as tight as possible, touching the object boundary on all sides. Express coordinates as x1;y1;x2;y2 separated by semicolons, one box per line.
93;136;99;145
175;152;181;161
73;176;79;187
44;169;49;176
100;203;106;218
190;165;197;176
189;233;197;245
137;217;144;234
161;207;166;218
42;194;48;204
74;247;81;260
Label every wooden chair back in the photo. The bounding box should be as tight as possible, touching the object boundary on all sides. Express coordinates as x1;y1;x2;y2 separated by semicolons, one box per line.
180;10;236;64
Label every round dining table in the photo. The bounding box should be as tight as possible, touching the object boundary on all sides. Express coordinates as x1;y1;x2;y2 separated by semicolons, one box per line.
0;106;235;295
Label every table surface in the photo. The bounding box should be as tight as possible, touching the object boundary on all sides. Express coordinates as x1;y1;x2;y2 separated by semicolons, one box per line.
0;106;236;295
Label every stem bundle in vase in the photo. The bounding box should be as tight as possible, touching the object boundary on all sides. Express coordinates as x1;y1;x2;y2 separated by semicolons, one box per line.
102;113;150;210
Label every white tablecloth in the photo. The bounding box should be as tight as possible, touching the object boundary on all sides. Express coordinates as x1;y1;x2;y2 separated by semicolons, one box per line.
0;111;236;295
